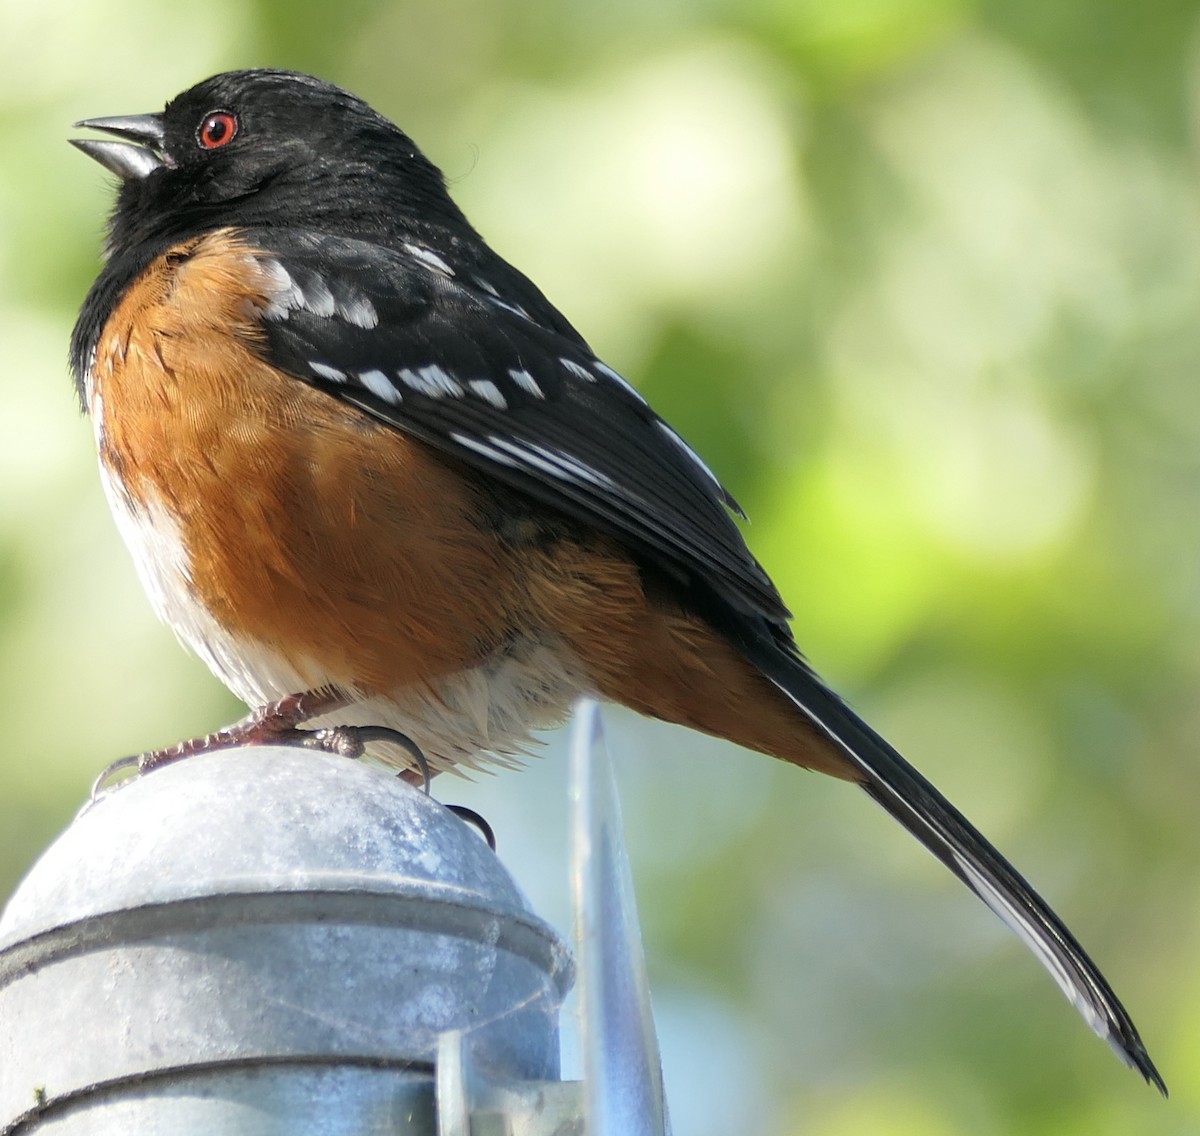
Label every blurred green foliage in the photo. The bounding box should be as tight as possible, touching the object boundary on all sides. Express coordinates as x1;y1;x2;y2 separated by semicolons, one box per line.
1;0;1197;1130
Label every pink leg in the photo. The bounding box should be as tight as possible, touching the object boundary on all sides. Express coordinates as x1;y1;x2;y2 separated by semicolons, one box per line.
91;687;351;797
89;688;435;801
147;688;354;763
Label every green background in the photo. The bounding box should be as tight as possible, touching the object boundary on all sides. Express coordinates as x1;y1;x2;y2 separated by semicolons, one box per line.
0;0;1197;1130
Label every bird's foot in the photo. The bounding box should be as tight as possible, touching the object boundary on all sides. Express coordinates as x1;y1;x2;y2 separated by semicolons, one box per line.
305;724;433;793
89;688;355;801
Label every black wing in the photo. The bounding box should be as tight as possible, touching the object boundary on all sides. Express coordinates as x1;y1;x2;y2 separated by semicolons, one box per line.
239;228;1167;1090
243;227;789;622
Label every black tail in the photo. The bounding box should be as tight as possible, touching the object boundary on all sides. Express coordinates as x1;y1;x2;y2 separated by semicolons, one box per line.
749;638;1166;1094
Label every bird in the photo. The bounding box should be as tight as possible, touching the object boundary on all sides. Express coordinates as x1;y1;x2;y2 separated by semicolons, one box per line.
69;68;1163;1091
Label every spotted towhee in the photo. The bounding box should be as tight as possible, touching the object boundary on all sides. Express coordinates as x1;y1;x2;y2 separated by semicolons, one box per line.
70;69;1162;1089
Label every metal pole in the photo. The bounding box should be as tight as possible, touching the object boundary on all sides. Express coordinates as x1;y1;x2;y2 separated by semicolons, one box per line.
0;702;670;1135
0;747;572;1134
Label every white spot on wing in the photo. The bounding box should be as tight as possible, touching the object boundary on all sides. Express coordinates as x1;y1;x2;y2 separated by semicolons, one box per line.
405;242;455;277
483;295;530;320
260;258;305;321
298;271;336;317
593;360;645;403
483;438;565;482
259;257;290;289
359;369;402;404
468;379;508;409
560;357;595;382
483;435;615;489
310;362;347;383
419;365;464;397
399;365;465;398
656;420;722;491
449;431;519;466
337;293;378;329
527;440;615;487
259;255;378;328
508;368;544;398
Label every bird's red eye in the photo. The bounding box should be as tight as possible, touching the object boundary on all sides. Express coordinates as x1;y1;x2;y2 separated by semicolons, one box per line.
197;111;238;150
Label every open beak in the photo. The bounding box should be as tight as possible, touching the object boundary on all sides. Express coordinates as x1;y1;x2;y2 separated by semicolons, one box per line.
70;114;167;180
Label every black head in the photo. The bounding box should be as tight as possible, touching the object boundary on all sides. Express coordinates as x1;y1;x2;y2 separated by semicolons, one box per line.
71;69;471;262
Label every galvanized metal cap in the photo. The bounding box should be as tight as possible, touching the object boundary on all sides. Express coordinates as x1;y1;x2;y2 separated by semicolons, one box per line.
0;747;574;1134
